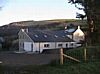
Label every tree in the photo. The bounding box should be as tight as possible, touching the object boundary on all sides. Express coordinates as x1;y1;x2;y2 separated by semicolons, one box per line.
76;12;86;20
68;0;100;45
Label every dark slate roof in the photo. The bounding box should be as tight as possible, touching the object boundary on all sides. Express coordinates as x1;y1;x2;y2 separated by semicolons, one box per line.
25;29;75;42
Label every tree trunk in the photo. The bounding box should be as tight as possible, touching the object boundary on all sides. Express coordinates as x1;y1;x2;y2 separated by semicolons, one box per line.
85;0;100;45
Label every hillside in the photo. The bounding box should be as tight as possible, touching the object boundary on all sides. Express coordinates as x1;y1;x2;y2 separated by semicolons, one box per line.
0;19;87;36
0;19;86;50
0;19;86;35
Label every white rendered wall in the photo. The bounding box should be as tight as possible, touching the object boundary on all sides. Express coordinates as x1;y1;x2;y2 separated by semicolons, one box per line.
39;42;56;52
73;26;85;42
24;42;76;53
33;43;40;52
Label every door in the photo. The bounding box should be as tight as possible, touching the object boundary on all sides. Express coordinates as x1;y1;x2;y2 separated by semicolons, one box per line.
24;42;32;51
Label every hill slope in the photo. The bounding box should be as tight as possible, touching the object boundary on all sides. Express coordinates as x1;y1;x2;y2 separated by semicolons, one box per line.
0;19;86;50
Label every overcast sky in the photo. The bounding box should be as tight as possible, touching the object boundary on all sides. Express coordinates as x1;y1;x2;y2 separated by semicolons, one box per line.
0;0;84;26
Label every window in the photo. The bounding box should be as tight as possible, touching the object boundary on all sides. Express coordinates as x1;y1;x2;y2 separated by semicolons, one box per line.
22;43;24;48
66;44;68;47
44;44;49;48
31;43;33;51
58;44;62;47
71;43;73;46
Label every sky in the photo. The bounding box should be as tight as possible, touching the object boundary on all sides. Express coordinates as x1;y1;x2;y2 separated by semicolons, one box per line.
0;0;84;26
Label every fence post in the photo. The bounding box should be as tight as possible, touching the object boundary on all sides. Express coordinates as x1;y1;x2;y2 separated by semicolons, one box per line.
84;48;87;62
60;48;63;65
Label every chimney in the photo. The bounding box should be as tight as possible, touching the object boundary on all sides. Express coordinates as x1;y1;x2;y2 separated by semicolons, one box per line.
78;26;80;29
21;28;28;33
64;23;67;30
65;26;67;30
21;29;25;32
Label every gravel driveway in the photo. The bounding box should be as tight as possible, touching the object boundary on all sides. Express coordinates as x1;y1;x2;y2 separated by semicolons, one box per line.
0;51;59;66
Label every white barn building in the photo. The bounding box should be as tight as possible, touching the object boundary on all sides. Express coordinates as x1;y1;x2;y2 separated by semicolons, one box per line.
18;26;84;53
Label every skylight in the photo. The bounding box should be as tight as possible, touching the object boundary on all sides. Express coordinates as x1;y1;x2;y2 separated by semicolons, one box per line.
62;36;65;37
55;35;58;38
67;29;75;32
44;35;47;38
34;35;38;37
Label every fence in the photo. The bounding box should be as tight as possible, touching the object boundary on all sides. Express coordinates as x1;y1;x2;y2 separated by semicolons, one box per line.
60;46;100;65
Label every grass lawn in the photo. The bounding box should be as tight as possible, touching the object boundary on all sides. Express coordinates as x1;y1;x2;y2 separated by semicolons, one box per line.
0;62;100;74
